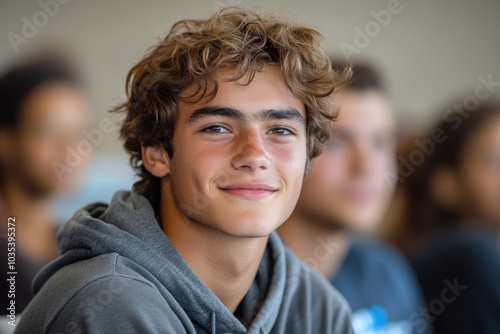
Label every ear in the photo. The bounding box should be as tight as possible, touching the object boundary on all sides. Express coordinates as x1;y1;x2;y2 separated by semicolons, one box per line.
430;166;460;211
141;145;170;177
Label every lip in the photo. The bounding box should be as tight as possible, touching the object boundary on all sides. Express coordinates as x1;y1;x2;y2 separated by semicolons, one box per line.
345;189;376;203
218;183;278;199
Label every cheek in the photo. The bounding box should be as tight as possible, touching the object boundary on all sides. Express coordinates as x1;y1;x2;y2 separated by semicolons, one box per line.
459;164;499;212
373;150;395;168
373;155;397;188
308;155;343;187
170;142;226;194
465;179;500;222
472;172;500;200
466;161;498;190
19;137;57;170
273;144;306;176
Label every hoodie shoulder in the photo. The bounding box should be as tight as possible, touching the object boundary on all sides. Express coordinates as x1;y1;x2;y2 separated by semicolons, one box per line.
281;248;354;334
15;253;194;334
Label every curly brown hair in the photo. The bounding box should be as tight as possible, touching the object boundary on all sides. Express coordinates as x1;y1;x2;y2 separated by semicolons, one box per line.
112;7;351;209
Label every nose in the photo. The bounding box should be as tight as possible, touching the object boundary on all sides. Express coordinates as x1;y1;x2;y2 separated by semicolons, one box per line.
231;129;271;172
351;142;374;176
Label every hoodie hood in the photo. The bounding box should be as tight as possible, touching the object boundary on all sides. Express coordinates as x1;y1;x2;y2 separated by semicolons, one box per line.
33;190;292;333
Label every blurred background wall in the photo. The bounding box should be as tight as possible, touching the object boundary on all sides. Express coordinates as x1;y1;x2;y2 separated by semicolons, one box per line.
1;0;499;213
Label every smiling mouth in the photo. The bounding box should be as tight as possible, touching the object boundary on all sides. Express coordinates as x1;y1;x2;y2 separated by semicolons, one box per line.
218;183;278;199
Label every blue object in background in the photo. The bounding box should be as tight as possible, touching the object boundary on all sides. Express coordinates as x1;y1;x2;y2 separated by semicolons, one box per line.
352;305;388;333
52;152;136;224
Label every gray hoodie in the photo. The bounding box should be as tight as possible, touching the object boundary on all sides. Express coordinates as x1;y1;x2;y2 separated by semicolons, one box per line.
15;191;353;334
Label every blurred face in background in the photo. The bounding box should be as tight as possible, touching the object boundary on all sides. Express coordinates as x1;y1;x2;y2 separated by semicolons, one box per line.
0;83;91;196
295;90;397;232
447;114;500;227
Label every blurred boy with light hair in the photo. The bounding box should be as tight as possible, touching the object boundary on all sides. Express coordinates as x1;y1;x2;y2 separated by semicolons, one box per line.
280;62;430;334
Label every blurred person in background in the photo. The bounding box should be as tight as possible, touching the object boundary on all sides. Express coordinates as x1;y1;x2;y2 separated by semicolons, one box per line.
0;55;91;315
280;62;431;334
384;99;500;334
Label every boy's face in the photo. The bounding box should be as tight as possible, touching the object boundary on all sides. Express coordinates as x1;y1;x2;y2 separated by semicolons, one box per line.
0;83;90;195
448;114;500;226
164;66;307;237
296;90;396;232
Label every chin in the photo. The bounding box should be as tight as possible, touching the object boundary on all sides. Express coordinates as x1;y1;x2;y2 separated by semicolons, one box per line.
226;230;273;238
55;181;79;194
214;212;281;238
347;217;381;232
217;225;276;238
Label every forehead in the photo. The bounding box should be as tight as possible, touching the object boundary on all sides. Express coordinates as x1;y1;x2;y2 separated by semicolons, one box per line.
333;90;394;134
20;83;88;126
178;66;305;118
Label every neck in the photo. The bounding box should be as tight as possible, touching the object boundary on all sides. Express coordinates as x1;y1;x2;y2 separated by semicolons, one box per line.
1;177;57;261
279;211;350;278
159;183;268;313
1;177;53;227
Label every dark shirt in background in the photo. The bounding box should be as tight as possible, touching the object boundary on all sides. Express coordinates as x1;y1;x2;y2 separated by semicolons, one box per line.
412;229;500;334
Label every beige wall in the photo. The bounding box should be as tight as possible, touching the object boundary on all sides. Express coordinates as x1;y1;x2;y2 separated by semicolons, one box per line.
1;0;499;152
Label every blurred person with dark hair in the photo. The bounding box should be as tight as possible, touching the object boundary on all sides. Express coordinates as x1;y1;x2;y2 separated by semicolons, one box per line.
280;62;430;334
15;8;354;333
0;56;91;315
385;99;500;334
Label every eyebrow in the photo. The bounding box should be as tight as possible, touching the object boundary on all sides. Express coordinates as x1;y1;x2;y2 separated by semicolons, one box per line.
188;105;305;126
330;128;397;141
331;129;397;137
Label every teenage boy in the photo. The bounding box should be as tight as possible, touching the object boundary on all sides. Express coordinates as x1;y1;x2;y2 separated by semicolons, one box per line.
16;8;354;334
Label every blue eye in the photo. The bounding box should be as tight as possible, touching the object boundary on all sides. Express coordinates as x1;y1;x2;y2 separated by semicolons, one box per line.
202;125;230;134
